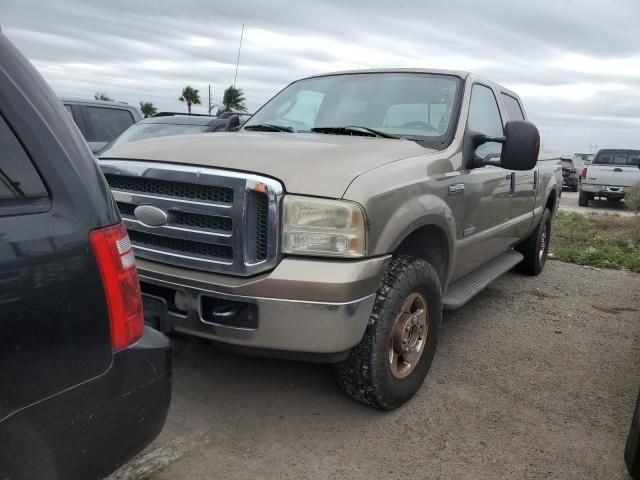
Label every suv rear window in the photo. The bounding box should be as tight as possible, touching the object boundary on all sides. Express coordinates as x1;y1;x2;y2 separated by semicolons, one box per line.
85;107;135;142
0;113;47;201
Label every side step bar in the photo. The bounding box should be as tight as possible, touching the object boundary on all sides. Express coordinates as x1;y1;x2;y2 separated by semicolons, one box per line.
443;250;524;310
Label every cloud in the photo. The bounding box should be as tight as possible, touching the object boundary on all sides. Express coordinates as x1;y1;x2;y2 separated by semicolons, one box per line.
2;0;639;151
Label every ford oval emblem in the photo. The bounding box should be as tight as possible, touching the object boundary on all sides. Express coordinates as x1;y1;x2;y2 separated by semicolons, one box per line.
133;205;169;227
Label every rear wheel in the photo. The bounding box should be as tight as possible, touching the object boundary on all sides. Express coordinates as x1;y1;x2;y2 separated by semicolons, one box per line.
516;208;551;275
578;190;591;207
335;255;442;410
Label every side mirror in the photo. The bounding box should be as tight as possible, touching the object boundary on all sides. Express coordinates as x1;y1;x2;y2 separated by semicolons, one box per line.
226;114;240;131
464;120;540;171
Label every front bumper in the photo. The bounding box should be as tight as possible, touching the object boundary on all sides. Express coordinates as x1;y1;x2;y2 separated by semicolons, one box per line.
581;183;626;196
138;256;390;356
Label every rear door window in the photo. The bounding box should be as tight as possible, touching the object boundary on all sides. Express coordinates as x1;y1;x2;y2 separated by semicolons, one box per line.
501;93;525;121
0;113;47;201
85;106;135;142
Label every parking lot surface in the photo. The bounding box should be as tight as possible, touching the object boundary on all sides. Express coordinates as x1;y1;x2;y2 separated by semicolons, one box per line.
559;190;634;217
111;261;640;480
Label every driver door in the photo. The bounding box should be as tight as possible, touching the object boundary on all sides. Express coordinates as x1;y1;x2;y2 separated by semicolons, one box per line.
452;83;517;280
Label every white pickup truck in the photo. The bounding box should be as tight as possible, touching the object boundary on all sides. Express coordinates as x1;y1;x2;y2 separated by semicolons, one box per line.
579;149;640;206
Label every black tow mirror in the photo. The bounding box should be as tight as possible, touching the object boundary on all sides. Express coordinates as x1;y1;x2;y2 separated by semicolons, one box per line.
226;114;240;131
464;120;540;171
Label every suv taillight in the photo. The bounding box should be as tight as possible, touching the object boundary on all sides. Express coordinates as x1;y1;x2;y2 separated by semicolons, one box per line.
90;223;143;351
581;167;588;179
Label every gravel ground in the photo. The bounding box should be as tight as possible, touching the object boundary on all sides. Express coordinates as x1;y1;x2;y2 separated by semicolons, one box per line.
111;261;640;480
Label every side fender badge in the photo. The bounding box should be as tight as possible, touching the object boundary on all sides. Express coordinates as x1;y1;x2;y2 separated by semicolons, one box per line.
448;183;465;196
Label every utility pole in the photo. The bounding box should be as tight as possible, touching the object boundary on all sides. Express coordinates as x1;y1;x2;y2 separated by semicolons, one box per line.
208;84;212;115
233;23;244;88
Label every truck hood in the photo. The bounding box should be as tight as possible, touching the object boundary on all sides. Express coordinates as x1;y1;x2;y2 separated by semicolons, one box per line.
100;131;432;197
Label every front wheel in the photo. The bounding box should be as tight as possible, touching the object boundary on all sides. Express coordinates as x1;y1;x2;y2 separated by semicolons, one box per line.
516;208;551;275
335;255;442;410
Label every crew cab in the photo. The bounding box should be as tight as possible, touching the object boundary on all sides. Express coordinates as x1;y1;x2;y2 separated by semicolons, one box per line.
99;69;561;410
0;30;171;478
579;149;640;206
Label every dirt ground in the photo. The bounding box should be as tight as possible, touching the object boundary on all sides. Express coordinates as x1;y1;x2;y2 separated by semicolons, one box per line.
111;261;640;480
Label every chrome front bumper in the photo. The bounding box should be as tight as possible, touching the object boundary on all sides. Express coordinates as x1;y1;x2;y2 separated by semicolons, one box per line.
137;256;389;355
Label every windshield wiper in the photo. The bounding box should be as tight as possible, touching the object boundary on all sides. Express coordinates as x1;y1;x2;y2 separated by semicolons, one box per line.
244;124;294;132
311;126;399;139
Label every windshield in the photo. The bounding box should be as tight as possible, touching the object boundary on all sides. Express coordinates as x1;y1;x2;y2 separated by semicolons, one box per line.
104;122;210;151
592;150;640;166
244;73;461;145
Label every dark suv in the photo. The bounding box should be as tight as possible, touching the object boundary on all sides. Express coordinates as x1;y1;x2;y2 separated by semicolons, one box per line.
561;155;584;191
0;30;171;479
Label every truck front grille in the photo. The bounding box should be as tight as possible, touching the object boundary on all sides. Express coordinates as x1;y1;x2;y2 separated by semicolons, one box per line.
102;161;282;276
128;230;234;261
106;174;234;203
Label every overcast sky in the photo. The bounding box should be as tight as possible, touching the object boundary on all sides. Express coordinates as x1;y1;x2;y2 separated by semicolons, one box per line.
3;0;639;152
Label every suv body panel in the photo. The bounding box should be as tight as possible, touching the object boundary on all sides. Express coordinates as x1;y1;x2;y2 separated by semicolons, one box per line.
0;31;170;478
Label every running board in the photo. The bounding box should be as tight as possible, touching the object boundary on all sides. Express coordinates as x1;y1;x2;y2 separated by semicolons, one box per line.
443;250;524;310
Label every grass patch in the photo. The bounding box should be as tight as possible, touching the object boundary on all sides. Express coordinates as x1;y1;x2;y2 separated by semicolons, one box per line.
551;210;640;272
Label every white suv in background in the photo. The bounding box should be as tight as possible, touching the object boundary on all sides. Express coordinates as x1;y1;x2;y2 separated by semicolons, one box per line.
61;98;142;154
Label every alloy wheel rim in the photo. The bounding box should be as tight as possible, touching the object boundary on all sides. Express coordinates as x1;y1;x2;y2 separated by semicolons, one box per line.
388;292;429;379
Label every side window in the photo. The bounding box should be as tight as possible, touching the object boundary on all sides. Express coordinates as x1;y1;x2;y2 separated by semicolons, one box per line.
85;107;135;142
501;93;525;121
467;85;503;159
0;113;47;202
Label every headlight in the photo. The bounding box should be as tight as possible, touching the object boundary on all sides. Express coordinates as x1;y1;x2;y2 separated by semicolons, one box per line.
282;195;367;257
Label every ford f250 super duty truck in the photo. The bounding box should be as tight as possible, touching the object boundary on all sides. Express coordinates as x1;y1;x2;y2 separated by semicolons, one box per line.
100;69;561;410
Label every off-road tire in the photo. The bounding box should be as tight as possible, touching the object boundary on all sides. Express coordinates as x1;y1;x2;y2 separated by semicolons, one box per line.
578;190;591;207
334;255;442;410
516;208;551;275
626;389;640;478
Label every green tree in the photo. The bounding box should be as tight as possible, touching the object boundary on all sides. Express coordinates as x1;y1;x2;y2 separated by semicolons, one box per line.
179;86;201;114
139;101;157;118
217;85;247;115
94;92;112;101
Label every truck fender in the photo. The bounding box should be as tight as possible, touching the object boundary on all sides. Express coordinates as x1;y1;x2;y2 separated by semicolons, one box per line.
371;193;457;284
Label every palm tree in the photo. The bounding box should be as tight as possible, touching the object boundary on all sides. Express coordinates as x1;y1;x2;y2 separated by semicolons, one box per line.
139;101;157;118
94;92;112;101
179;86;201;114
218;85;247;115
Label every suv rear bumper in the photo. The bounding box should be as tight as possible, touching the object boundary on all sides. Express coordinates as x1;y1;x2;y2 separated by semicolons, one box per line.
0;327;172;480
137;256;390;358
